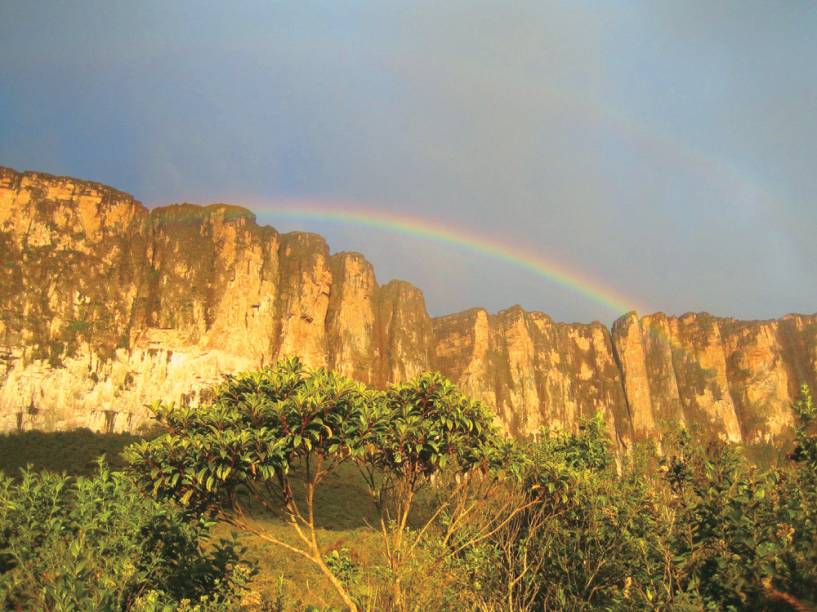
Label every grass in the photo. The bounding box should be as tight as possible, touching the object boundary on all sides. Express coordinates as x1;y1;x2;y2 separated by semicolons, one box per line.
0;429;142;476
0;431;403;609
213;461;393;609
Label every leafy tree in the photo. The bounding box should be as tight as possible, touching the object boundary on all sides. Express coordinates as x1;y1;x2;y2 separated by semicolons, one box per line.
665;438;780;608
129;364;525;610
357;372;522;610
123;362;817;610
444;482;550;611
518;415;669;610
791;384;817;469
126;358;380;611
0;460;248;610
659;411;815;610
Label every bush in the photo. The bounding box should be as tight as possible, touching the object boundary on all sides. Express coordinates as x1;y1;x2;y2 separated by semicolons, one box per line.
453;405;817;611
127;362;518;611
0;460;250;610
27;361;813;611
453;414;669;610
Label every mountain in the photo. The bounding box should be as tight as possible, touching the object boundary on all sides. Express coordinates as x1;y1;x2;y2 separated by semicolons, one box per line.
1;166;815;448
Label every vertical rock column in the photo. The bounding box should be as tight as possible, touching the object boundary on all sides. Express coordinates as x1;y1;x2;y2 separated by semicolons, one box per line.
374;280;433;387
326;252;378;382
433;306;631;446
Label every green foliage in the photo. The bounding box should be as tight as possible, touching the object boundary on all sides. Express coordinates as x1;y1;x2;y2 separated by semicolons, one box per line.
531;412;613;472
0;460;250;610
127;357;381;611
453;401;817;611
665;438;780;608
370;372;511;477
12;365;815;610
657;385;817;607
770;384;817;603
323;548;357;588
791;383;817;469
530;422;666;609
355;372;515;610
454;414;668;610
126;357;379;516
128;364;514;611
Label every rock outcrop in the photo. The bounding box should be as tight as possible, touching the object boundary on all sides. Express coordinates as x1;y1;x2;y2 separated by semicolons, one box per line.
432;307;631;444
1;166;815;446
612;312;817;445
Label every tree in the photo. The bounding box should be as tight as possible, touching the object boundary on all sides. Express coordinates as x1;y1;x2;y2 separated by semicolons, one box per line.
126;358;380;611
453;415;679;611
791;383;817;469
659;416;814;610
128;364;525;610
357;372;521;610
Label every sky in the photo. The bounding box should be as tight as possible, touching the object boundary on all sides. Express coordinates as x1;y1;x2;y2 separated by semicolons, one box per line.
1;1;816;324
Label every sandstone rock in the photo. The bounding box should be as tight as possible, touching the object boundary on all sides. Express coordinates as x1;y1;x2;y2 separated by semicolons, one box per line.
611;311;817;445
373;280;433;387
433;306;630;447
0;168;434;432
1;166;815;445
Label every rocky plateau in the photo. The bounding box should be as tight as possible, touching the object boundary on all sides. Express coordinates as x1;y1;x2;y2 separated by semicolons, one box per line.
2;166;815;449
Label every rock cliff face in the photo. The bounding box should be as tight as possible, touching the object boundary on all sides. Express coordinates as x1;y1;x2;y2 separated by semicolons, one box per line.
1;167;815;446
432;307;631;444
611;312;817;445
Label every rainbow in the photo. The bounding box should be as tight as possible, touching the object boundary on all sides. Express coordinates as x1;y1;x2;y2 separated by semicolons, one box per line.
246;200;645;317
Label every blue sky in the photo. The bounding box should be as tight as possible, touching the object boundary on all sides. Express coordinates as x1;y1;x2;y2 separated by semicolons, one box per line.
1;1;816;323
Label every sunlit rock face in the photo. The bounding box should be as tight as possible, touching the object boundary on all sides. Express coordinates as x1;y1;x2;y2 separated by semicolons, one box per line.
431;307;631;445
1;166;815;445
611;312;817;445
0;167;432;432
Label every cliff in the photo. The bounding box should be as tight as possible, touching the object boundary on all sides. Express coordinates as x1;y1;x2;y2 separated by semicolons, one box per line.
1;166;815;446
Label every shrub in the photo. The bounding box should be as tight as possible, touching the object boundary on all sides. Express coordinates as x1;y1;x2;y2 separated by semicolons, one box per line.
454;407;817;611
455;414;670;611
127;362;519;611
0;460;249;610
124;363;817;610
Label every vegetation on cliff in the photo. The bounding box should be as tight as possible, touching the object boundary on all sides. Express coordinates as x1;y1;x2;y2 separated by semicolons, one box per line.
1;364;816;610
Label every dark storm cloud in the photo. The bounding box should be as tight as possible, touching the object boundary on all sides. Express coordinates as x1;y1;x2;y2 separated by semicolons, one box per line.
1;0;815;323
